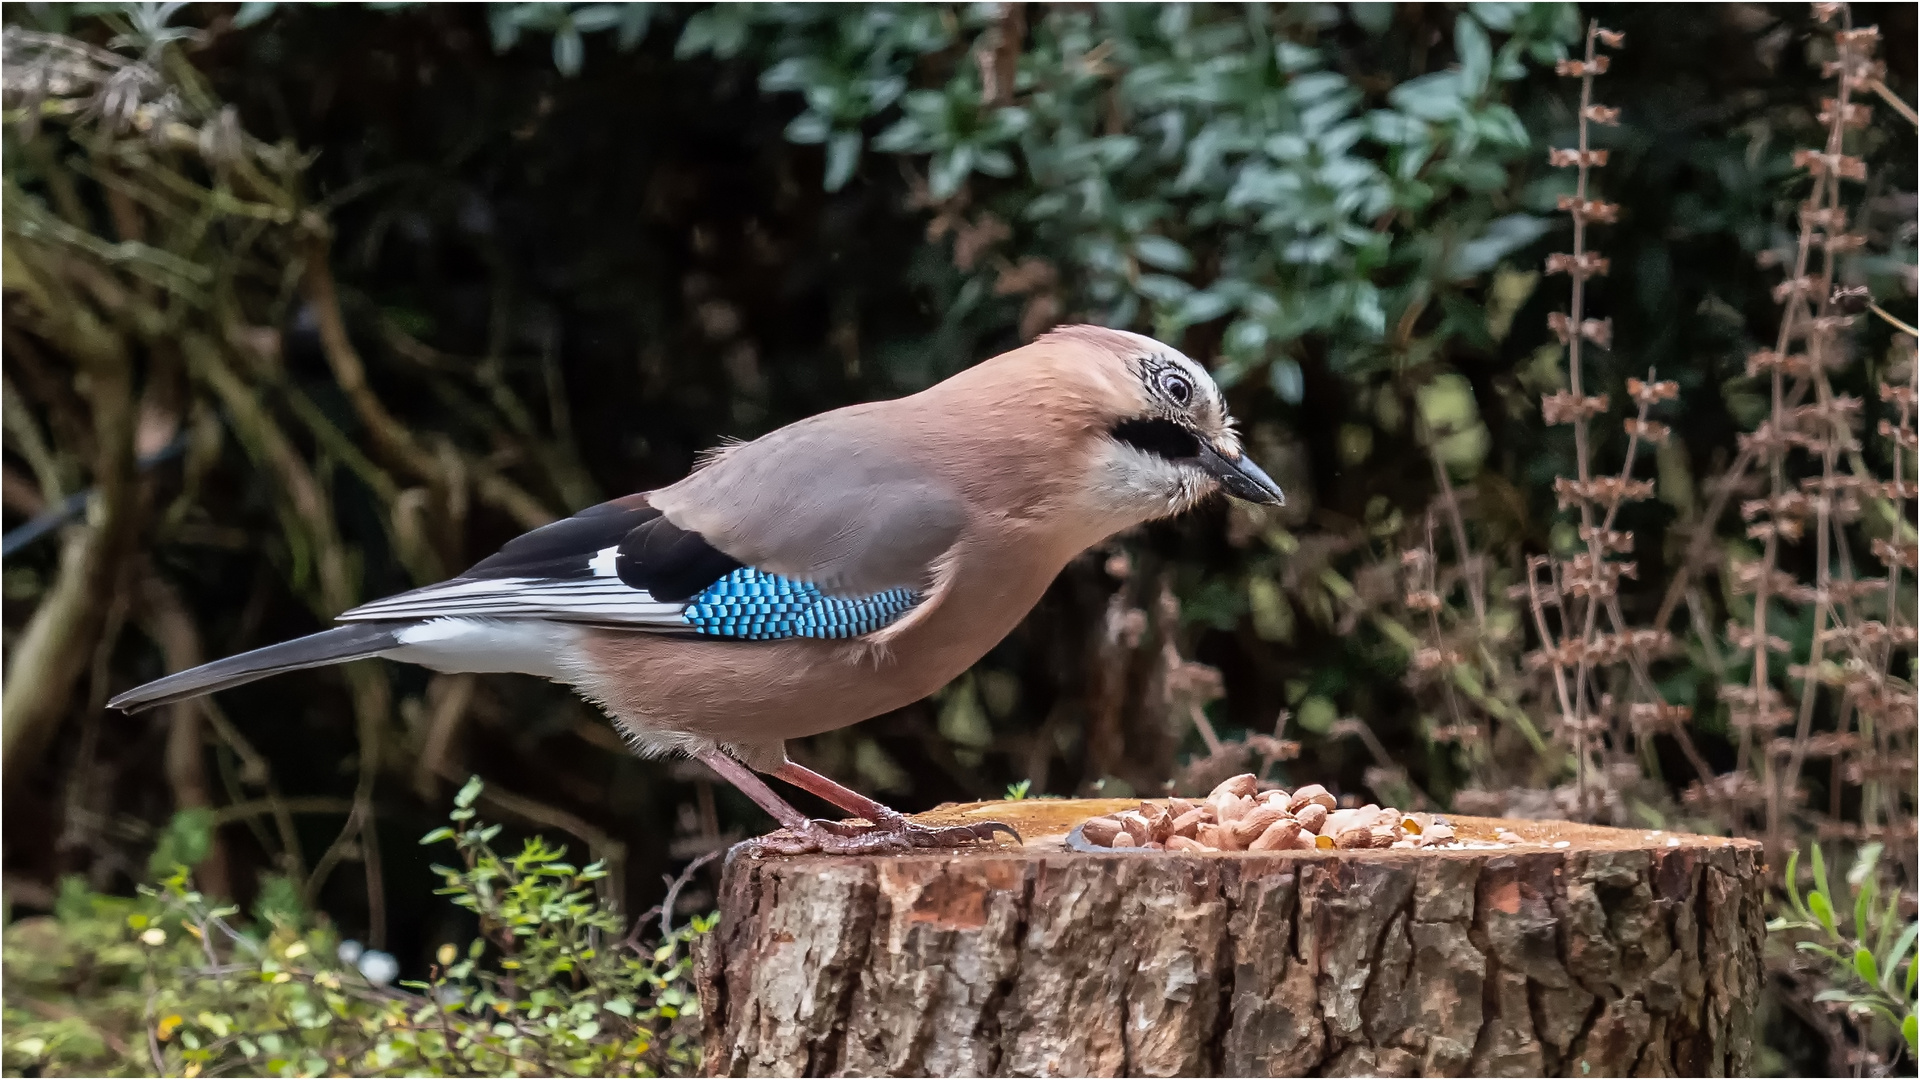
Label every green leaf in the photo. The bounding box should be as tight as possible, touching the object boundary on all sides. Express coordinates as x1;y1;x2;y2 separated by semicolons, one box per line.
553;26;584;76
1269;358;1305;404
1811;844;1841;931
1349;3;1395;35
570;5;624;33
1296;695;1336;734
1444;214;1549;280
1882;923;1918;992
1469;3;1522;31
455;776;484;809
1455;14;1492;97
1903;1013;1917;1054
1855;947;1881;987
1809;891;1837;936
824;131;862;191
149;807;215;877
1855;871;1876;957
1389;71;1465;122
1133;235;1193;273
1135;274;1193;305
1785;849;1809;920
615;4;654;50
788;111;835;144
233;2;279;29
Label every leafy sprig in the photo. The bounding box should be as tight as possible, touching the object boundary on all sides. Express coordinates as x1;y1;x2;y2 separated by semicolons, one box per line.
1770;842;1919;1059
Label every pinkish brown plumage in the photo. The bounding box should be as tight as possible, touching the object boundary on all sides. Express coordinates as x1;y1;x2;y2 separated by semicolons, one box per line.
109;326;1283;853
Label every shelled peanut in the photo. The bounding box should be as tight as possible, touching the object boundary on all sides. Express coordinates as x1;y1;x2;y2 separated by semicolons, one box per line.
1074;774;1457;852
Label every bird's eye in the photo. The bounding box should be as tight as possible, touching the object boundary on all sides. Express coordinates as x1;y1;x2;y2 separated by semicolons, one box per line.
1160;372;1193;406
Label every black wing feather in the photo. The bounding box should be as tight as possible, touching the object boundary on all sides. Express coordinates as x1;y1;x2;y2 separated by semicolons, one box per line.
616;515;742;602
462;495;659;580
342;493;746;622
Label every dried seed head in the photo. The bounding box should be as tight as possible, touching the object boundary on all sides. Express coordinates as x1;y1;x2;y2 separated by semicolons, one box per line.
1792;149;1866;181
1625;377;1679;407
1831;285;1872;315
1542;391;1610;425
1554;56;1611;77
1554;196;1620;223
1545;251;1611;278
1547;147;1610;168
1621;416;1669;444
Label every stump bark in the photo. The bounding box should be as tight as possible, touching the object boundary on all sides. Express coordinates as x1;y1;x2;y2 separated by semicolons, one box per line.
697;799;1766;1078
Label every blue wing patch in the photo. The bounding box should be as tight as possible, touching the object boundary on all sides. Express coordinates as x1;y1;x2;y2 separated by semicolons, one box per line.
680;566;919;640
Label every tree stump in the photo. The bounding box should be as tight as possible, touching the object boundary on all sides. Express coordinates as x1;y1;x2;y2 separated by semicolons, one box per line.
696;799;1765;1078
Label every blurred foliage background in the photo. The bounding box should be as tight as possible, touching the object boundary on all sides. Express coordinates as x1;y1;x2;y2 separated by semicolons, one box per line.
1;2;1914;1074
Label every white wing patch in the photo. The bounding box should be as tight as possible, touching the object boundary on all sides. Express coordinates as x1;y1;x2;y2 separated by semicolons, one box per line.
588;545;620;577
338;576;687;627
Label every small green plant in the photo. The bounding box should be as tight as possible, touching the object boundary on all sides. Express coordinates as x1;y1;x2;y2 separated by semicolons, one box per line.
1769;842;1919;1068
2;779;710;1077
1003;779;1032;801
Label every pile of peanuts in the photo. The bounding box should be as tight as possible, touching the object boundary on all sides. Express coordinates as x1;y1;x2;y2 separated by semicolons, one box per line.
1075;774;1458;853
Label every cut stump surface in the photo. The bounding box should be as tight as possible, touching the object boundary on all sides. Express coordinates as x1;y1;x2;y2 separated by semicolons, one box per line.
697;799;1764;1078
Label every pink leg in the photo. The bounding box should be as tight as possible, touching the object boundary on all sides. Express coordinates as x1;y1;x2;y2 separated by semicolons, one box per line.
697;749;1017;855
694;749;813;830
772;761;911;826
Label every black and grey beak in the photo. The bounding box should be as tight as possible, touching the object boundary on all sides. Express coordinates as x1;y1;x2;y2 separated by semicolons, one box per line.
1197;441;1286;506
1108;418;1286;506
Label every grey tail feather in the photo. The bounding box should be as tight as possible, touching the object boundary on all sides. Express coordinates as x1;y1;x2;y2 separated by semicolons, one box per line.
108;623;407;714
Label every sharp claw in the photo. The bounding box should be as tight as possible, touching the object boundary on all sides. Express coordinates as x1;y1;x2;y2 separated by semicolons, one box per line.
979;821;1023;845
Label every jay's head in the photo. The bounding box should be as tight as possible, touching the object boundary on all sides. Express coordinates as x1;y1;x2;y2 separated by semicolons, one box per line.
1028;325;1286;524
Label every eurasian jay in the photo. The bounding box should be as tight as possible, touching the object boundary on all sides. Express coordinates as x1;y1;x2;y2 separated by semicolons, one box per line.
110;326;1284;853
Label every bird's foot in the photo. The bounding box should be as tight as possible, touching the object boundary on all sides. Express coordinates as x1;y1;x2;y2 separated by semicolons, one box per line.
746;816;1021;856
